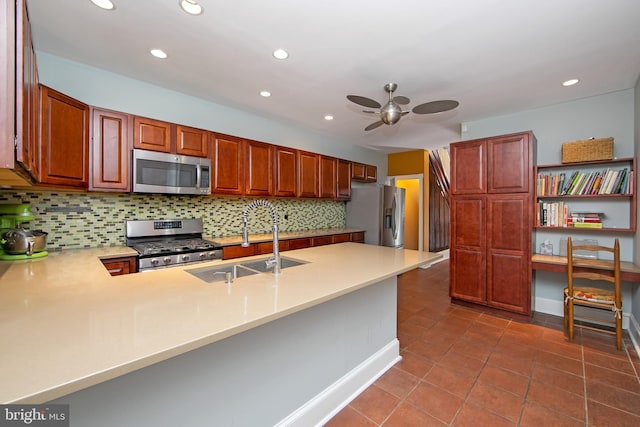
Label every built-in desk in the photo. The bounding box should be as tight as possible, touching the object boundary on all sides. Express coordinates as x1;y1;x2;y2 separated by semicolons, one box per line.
532;254;640;282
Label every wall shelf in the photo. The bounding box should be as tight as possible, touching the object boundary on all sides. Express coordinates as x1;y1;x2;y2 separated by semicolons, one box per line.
534;157;636;233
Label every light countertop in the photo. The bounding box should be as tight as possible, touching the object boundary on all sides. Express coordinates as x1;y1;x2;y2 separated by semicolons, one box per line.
0;243;440;404
206;227;365;246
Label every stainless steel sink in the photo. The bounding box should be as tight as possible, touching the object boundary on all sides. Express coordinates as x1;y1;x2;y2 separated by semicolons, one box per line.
186;256;307;283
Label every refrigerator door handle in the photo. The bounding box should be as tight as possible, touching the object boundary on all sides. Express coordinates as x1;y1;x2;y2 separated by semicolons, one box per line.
391;197;398;239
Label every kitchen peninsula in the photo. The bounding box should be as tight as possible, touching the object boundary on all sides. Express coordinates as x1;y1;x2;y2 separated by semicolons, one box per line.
0;243;440;426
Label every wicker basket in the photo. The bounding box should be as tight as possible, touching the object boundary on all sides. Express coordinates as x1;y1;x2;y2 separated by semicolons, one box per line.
561;137;613;163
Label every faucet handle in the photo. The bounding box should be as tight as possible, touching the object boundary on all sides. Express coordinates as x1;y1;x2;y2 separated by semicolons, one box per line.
264;257;277;270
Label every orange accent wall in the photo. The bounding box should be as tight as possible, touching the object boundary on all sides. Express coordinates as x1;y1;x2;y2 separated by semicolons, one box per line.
387;150;428;176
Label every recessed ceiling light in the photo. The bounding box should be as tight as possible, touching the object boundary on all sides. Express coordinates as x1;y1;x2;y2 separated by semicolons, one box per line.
562;78;579;87
90;0;115;10
260;91;271;97
179;0;203;15
273;49;289;60
324;115;334;121
150;49;168;59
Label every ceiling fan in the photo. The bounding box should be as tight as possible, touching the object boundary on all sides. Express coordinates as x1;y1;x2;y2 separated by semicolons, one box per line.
346;83;459;131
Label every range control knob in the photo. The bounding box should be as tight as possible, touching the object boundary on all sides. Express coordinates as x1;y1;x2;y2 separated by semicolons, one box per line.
163;257;172;264
181;254;190;262
199;253;207;259
150;258;159;266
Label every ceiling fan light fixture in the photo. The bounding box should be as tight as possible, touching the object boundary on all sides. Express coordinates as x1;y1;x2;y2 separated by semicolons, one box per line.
562;78;579;87
380;102;402;125
179;0;203;15
90;0;115;10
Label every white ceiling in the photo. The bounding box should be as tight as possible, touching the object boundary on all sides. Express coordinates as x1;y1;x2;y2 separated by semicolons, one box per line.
27;0;640;152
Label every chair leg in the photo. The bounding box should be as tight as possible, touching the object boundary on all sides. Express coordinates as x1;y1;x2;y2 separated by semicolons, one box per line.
564;297;568;330
568;300;575;341
615;312;623;351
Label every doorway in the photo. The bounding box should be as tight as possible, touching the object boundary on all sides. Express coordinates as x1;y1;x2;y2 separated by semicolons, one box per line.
387;174;424;252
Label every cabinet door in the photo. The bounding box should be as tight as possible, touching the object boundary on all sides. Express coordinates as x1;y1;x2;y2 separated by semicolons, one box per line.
102;257;137;276
450;139;486;194
0;0;14;169
298;151;319;198
222;245;256;260
90;108;131;191
274;146;297;197
337;158;351;200
365;165;377;182
288;238;311;250
176;125;209;157
212;135;244;195
486;194;531;314
350;231;365;243
311;235;333;246
39;85;89;187
487;132;531;193
352;163;366;180
244;139;273;196
319;156;337;199
449;196;486;303
14;0;39;177
133;116;171;152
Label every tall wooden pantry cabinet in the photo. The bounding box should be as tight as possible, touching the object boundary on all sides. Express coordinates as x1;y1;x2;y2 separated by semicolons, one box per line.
449;131;536;316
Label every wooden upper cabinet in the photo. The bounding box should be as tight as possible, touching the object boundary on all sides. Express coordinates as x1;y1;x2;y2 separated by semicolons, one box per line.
298;150;319;198
212;134;244;195
486;132;531;194
244;139;273;196
176;125;209;158
274;145;297;197
319;155;337;199
39;85;89;188
133;116;171;153
90;108;131;192
450;139;486;195
337;158;351;200
351;163;377;183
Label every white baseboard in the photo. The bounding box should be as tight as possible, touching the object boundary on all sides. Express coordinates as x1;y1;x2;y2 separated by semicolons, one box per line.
419;249;449;269
628;314;640;358
275;339;401;427
535;296;630;330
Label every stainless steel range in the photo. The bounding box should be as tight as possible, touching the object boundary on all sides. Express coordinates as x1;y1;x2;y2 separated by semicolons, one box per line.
126;218;222;271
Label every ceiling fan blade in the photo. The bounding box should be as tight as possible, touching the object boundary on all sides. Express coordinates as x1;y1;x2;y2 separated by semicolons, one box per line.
347;95;382;109
393;96;410;105
412;100;459;114
365;120;385;131
401;111;409;116
362;110;377;114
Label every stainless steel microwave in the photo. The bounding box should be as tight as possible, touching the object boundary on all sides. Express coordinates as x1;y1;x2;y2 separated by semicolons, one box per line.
132;149;211;195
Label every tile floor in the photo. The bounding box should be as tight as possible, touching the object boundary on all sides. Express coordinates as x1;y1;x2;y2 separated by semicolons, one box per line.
325;260;640;426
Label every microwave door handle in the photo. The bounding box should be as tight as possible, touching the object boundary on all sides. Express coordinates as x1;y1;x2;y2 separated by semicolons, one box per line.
196;164;202;189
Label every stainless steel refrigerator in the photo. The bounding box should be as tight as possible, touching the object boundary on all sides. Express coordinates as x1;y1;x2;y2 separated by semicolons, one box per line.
346;185;405;247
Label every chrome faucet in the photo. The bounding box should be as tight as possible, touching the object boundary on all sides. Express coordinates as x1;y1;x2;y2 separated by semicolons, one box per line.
242;199;281;275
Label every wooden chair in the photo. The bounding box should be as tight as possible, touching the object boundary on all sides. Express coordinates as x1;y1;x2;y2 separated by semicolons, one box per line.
564;237;622;350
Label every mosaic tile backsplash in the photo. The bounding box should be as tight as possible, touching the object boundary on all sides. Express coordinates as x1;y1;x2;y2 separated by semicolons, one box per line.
0;191;347;251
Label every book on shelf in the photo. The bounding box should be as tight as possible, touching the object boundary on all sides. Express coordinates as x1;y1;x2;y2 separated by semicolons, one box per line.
537;165;632;196
573;222;604;229
537;201;568;227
